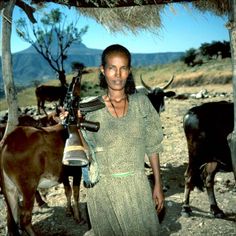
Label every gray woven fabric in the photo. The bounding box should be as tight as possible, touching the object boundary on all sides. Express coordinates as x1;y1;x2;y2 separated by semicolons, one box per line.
85;93;163;236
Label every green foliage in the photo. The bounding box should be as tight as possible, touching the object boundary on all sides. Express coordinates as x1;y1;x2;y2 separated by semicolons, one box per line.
71;62;85;71
15;8;88;74
182;41;231;67
181;48;197;66
199;40;231;59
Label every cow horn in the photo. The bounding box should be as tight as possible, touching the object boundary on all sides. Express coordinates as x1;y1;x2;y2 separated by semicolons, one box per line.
140;75;152;91
160;75;175;90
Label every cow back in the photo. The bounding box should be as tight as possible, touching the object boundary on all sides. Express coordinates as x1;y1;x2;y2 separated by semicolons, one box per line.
35;85;67;101
184;101;234;136
183;101;234;171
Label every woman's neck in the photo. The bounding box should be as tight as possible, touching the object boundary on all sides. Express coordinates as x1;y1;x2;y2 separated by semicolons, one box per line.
107;90;126;102
104;90;128;118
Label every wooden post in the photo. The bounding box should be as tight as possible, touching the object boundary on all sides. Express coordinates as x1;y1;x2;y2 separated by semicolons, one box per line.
1;0;19;138
228;0;236;183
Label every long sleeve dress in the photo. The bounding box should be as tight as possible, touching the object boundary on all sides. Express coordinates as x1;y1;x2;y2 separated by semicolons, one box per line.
84;92;164;236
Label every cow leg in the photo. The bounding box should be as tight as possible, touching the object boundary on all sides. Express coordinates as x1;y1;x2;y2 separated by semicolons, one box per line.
3;174;36;235
181;187;192;217
72;170;85;224
37;99;42;115
41;100;48;116
6;203;21;236
3;177;22;235
35;190;48;208
181;166;193;217
203;162;225;218
62;176;73;217
19;192;37;236
72;184;83;223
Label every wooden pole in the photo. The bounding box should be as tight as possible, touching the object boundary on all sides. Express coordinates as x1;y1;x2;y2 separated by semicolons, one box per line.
1;0;19;138
228;0;236;183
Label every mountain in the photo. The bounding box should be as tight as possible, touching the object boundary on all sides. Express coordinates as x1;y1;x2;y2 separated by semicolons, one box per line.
0;42;184;89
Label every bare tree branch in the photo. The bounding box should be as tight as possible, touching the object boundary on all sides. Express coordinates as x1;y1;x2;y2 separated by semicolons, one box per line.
16;0;37;23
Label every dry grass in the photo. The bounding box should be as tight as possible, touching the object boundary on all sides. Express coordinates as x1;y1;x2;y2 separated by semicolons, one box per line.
0;58;232;111
134;58;232;87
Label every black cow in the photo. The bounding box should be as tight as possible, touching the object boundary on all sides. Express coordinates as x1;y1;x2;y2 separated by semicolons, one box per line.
35;84;68;115
181;101;235;218
136;75;176;113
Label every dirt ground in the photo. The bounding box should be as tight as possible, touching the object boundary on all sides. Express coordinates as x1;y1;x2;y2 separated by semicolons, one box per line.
0;84;236;235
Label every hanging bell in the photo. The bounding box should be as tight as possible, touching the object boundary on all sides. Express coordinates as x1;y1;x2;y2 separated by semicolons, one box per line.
62;124;89;166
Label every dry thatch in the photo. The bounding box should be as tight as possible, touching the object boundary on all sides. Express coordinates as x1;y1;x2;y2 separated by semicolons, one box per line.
192;0;230;16
78;0;229;33
5;1;230;33
79;5;164;33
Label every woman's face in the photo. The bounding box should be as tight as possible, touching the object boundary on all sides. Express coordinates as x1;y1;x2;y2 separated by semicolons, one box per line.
101;52;131;92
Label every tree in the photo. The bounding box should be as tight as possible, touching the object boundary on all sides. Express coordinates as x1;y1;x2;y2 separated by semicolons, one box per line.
181;48;197;66
199;42;211;58
200;40;231;59
71;61;85;72
16;8;88;85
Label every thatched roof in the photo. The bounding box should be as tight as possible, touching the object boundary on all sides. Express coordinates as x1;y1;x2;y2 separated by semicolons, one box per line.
79;5;165;33
79;0;229;33
1;0;230;33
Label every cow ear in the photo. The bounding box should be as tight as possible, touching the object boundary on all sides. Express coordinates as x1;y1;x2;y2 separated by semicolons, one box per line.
164;91;176;98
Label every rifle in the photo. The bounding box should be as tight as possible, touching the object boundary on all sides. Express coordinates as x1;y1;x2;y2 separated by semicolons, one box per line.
62;68;105;166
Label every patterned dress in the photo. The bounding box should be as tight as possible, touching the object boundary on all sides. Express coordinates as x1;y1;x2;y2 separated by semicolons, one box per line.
85;92;164;236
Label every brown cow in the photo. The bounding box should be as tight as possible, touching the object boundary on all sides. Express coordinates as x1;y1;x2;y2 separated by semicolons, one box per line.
0;113;59;141
0;113;59;206
0;124;86;235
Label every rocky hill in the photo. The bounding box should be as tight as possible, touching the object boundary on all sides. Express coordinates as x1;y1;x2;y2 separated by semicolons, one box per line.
0;42;183;88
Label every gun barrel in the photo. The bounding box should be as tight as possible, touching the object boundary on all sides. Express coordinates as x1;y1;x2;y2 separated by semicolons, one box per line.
80;120;100;132
80;97;105;114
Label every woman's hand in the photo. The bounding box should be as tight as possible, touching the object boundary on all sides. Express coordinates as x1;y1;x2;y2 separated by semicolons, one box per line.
153;184;165;214
58;107;69;121
58;107;82;122
149;153;165;214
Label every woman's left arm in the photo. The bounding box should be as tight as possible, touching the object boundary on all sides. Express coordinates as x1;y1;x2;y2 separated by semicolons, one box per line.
149;152;164;214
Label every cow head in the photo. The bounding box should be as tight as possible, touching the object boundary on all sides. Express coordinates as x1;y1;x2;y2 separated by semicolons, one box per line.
138;75;176;113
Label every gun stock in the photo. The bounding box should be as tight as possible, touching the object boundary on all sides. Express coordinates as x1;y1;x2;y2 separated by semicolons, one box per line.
62;70;104;166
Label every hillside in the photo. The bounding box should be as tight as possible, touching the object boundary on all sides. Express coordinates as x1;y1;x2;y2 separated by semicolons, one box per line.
0;42;183;87
0;57;232;111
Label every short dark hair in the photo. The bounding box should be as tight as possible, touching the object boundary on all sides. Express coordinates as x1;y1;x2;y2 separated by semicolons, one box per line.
99;44;136;95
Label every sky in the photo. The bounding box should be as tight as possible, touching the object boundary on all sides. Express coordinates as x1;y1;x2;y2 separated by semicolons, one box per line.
0;2;230;54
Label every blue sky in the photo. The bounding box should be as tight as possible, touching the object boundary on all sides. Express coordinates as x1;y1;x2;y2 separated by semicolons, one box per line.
1;3;229;54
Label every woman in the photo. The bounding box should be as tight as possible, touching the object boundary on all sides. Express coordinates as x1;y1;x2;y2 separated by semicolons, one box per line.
83;44;164;236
